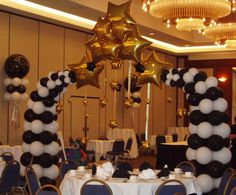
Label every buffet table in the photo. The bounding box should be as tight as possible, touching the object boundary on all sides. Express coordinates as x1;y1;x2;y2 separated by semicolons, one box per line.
0;145;22;161
106;128;138;158
156;141;188;170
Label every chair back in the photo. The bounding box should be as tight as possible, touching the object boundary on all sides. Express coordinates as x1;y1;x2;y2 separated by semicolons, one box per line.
117;162;133;172
156;136;166;147
230;187;236;195
35;184;61;195
136;134;142;147
25;166;41;195
80;179;113;195
125;137;133;151
155;179;187;195
172;134;178;142
60;160;77;181
176;161;196;175
112;139;124;155
217;168;234;195
0;160;20;191
1;152;14;163
224;172;236;195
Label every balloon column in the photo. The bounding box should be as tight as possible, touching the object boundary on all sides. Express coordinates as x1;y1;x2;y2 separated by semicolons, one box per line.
4;54;30;130
161;67;231;194
21;70;76;185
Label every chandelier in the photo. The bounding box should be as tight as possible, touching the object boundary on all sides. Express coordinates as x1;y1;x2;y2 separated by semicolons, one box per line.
142;0;231;31
204;2;236;48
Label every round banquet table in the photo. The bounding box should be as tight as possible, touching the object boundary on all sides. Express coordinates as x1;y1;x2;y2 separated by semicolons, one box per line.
156;141;188;170
0;161;6;178
0;145;22;161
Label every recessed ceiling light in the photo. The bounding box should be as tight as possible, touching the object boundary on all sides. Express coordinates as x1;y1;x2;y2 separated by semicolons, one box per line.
149;32;155;36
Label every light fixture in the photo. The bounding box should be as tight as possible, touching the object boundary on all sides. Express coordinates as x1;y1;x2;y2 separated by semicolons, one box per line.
218;76;227;82
204;2;236;48
142;0;231;31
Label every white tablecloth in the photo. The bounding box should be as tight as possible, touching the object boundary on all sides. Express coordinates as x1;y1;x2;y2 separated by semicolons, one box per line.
167;127;188;141
60;173;202;195
106;128;138;158
87;140;115;161
0;145;22;161
150;135;173;149
161;141;188;146
0;161;6;178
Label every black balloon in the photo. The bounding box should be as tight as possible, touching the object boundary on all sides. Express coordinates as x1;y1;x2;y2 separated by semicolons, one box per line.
40;77;49;87
6;84;16;93
170;80;177;87
51;73;58;81
30;91;42;101
224;138;231;148
59;75;65;82
20;152;33;166
207;111;224;126
87;62;96;72
172;68;179;74
160;69;169;82
68;71;76;83
23;131;37;144
188;134;206;150
24;109;37;122
40;111;54;124
55;85;63;93
4;54;30;78
38;153;53;168
191;160;206;176
184;82;195;94
189;110;205;125
134;63;145;73
176;79;185;88
43;97;55;107
207;135;224;151
17;85;26;94
40;177;56;186
179;68;189;77
222;113;229;123
49;89;58;98
206;87;221;100
194;71;207;83
188;93;202;106
51;133;58;142
39;131;53;144
52;155;59;165
124;74;142;93
206;161;224;178
132;97;141;103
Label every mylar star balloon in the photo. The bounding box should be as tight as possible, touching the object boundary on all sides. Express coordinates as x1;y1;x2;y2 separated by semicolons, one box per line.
109;81;122;92
137;51;170;87
68;53;104;89
86;36;103;63
93;17;112;39
100;40;122;61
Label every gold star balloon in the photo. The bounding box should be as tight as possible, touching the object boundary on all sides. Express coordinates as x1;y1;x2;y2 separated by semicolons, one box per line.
68;53;104;89
86;36;103;63
100;39;122;61
93;17;112;39
137;51;170;87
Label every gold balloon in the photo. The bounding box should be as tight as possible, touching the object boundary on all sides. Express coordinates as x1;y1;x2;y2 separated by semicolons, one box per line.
81;137;88;144
99;98;108;108
177;107;187;118
93;17;112;39
124;98;133;108
110;81;122;91
86;36;103;63
56;104;63;114
68;53;104;89
100;39;122;61
111;61;122;69
137;51;170;87
109;119;118;129
120;36;151;63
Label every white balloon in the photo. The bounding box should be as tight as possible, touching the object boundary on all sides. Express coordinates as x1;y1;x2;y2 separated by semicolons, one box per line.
64;77;70;84
4;93;11;101
186;148;196;161
11;92;21;101
173;74;180;81
43;164;59;180
189;68;199;76
32;164;43;178
20;165;26;176
183;72;194;83
22;142;30;152
4;78;12;86
213;147;232;164
48;72;54;78
195;81;207;94
132;92;141;98
61;87;67;94
45;104;56;115
165;80;171;86
197;174;214;193
31;120;44;134
58;71;63;76
27;99;34;109
63;70;69;77
206;77;218;88
36;81;42;89
54;95;60;102
47;80;56;89
190;106;199;112
23;121;31;131
214;177;222;188
32;101;45;114
213;98;228;112
55;79;62;86
21;78;29;86
196;147;213;165
213;123;231;139
197;122;213;139
44;121;58;134
30;141;44;156
12;77;21;86
38;87;49;98
188;123;198;134
199;99;213;114
20;93;28;101
132;102;140;109
44;141;60;155
166;73;173;80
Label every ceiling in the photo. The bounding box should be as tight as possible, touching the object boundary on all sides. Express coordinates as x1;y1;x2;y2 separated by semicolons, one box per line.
1;0;236;56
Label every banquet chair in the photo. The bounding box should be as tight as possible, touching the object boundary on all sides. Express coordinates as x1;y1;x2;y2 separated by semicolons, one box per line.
223;172;236;195
155;179;187;195
35;184;61;195
176;161;196;175
156;135;166;146
106;139;125;161
1;152;14;163
230;187;236;195
117;162;133;172
216;168;234;195
121;137;133;159
80;179;113;195
59;160;78;181
172;133;178;142
0;160;20;194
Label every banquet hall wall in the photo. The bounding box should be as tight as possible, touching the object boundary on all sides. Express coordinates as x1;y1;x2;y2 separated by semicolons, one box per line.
0;12;185;145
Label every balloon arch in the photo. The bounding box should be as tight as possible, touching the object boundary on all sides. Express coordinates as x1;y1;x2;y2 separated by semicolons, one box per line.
20;67;231;193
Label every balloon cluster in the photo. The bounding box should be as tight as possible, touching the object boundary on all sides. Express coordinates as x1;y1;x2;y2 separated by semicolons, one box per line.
20;70;76;185
124;74;142;109
161;67;231;194
4;54;29;101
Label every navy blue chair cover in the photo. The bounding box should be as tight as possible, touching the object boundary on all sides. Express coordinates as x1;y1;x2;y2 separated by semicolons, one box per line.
217;168;234;195
156;136;166;148
25;166;41;195
172;134;178;142
1;152;14;163
117;162;133;172
112;169;130;179
122;137;133;158
80;179;113;195
60;160;77;181
36;184;60;195
106;139;125;160
230;187;236;195
224;174;236;195
155;179;187;195
176;161;196;175
0;160;20;193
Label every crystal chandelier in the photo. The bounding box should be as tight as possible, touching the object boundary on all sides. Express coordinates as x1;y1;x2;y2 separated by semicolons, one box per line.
142;0;231;31
204;2;236;48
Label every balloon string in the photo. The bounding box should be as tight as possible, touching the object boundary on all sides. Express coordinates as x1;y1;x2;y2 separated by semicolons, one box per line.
11;101;20;130
145;83;151;141
131;108;135;128
127;60;132;99
57;131;67;161
113;70;117;120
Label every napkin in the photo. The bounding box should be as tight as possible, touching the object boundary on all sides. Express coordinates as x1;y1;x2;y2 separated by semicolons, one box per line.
139;161;153;172
112;169;130;179
95;162;114;179
138;168;157;179
157;164;170;178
